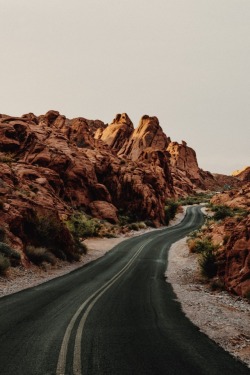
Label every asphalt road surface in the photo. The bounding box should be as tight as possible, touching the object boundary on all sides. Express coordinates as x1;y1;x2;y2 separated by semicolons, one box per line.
0;206;249;375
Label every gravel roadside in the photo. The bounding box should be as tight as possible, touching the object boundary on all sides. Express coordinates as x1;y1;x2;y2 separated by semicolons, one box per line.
166;237;250;368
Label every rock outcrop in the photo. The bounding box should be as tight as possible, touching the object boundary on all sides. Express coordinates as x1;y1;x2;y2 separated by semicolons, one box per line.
119;115;171;160
95;113;133;151
0;110;238;267
218;216;250;297
207;184;250;297
211;183;250;209
232;166;250;182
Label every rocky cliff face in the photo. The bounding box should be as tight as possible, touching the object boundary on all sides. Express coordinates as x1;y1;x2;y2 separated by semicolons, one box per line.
0;110;237;265
232;166;250;182
166;141;216;194
208;184;250;297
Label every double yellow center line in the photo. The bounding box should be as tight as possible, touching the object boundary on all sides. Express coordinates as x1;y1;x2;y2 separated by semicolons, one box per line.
56;237;154;375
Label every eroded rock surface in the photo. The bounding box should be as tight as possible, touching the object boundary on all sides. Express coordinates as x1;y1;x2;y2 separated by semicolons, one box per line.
0;110;238;266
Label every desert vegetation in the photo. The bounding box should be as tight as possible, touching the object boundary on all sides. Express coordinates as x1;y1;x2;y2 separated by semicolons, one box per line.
22;210;84;264
178;192;213;206
0;241;21;275
209;204;248;221
188;230;219;279
187;197;250;297
164;199;179;225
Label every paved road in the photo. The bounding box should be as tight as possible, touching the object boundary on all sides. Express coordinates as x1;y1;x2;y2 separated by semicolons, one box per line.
0;206;249;375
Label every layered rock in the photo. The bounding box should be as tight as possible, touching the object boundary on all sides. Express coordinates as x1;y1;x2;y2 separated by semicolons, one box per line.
207;184;250;297
232;166;250;182
211;183;250;209
0;109;240;267
206;215;250;297
119;115;170;160
219;216;250;296
95;113;133;151
0;111;177;260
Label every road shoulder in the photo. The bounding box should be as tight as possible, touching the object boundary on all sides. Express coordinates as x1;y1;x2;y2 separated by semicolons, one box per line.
166;237;250;368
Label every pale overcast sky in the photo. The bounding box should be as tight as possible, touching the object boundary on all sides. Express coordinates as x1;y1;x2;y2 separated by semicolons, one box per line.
0;0;249;174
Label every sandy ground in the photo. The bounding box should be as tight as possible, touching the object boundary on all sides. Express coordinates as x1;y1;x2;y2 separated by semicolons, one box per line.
0;206;249;368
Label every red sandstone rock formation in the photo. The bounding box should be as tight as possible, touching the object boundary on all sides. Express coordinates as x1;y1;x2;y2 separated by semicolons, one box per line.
220;216;250;296
119;115;170;160
232;166;250;182
95;113;133;151
211;183;250;209
207;215;250;297
0;111;176;260
0;109;237;267
207;184;250;297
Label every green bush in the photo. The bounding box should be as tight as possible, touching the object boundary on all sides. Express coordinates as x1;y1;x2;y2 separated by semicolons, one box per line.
0;242;21;266
128;223;140;231
188;238;218;279
25;246;56;266
190;238;216;254
23;211;82;261
188;230;200;239
138;222;147;229
165;200;179;225
178;193;213;206
0;254;10;275
199;249;218;278
212;205;233;220
211;205;249;221
66;213;101;239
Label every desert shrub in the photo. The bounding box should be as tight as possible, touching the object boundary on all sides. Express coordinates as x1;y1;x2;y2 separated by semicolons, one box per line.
0;254;10;275
188;230;200;240
119;215;131;226
128;223;140;231
187;238;218;278
178;192;213;206
187;239;197;253
233;207;249;218
0;242;21;266
23;211;82;261
137;221;147;229
199;249;218;278
212;205;233;221
189;238;217;254
165;200;179;225
73;238;88;256
66;213;101;239
25;246;56;266
209;278;225;291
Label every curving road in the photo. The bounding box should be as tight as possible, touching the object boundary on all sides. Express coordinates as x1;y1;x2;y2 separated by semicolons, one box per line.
0;206;249;375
